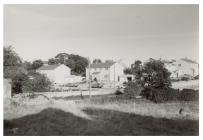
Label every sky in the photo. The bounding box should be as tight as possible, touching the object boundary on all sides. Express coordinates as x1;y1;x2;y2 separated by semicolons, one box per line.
4;4;199;66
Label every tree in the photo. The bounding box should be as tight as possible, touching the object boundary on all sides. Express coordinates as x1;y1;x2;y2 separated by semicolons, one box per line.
93;59;102;64
64;54;88;75
23;72;52;92
50;53;88;75
48;58;59;65
141;59;171;88
23;61;33;71
4;46;22;66
3;46;28;94
55;53;69;64
131;60;143;81
65;59;75;74
32;59;43;70
124;68;132;74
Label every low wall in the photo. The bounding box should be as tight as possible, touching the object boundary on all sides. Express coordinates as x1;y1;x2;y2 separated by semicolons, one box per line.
4;79;12;99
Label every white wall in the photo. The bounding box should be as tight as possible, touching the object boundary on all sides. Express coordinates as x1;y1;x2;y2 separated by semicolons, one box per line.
4;79;12;98
174;60;199;77
37;64;71;84
165;60;199;79
54;65;71;84
109;63;124;82
86;62;125;83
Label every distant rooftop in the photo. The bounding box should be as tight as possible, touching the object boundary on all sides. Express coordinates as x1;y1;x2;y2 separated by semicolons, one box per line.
37;64;62;70
163;58;198;65
180;58;198;64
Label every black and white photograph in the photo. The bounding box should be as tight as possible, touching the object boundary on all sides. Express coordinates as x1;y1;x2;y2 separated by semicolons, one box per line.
2;3;199;136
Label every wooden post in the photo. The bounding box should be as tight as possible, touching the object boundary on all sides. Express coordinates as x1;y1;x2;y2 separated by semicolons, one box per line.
114;62;116;89
88;57;91;98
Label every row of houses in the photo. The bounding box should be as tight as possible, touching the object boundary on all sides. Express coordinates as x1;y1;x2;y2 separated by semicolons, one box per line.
36;61;132;85
36;58;198;85
164;58;199;80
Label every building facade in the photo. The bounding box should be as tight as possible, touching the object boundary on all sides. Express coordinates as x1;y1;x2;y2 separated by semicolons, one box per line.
86;61;127;83
37;64;71;84
165;58;199;79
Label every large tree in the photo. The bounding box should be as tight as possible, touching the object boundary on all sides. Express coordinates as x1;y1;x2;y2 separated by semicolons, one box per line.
4;46;22;66
3;46;28;94
141;59;171;88
53;53;88;75
48;58;59;65
55;53;69;64
131;60;143;80
32;59;43;70
67;54;88;75
93;59;102;64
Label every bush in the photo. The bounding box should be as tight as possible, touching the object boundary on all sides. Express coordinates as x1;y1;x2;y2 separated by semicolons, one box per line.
194;75;199;80
135;59;172;89
124;82;143;97
181;77;190;81
114;89;123;95
141;87;198;103
11;73;28;95
23;72;52;92
180;89;199;101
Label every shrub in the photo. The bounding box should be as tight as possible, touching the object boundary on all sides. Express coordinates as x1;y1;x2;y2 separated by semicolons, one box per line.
114;89;123;95
23;72;52;92
141;87;198;103
124;82;143;97
11;73;28;95
179;89;199;101
194;75;199;80
181;77;190;81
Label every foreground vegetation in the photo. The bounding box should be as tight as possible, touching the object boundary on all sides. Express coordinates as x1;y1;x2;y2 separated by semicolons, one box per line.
4;92;199;136
4;107;198;136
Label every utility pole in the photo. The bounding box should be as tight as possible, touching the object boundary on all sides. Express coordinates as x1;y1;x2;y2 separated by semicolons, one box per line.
114;61;116;89
88;57;91;98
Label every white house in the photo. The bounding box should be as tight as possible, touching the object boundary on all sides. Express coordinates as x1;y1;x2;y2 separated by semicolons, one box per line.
37;64;71;84
86;61;127;83
165;58;199;79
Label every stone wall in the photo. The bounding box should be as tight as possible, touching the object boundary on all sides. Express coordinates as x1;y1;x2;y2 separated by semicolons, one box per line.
4;79;12;99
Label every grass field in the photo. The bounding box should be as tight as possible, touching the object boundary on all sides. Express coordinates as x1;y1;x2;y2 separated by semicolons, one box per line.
4;107;198;136
4;94;199;136
4;80;199;136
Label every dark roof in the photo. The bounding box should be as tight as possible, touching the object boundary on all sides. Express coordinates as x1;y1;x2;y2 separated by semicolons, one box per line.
90;62;115;68
181;58;198;64
37;64;62;70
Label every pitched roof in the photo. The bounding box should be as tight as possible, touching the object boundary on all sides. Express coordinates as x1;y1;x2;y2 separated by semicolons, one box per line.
37;64;62;70
92;72;100;75
180;58;198;64
90;62;115;68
